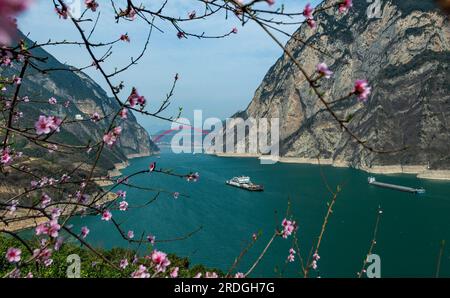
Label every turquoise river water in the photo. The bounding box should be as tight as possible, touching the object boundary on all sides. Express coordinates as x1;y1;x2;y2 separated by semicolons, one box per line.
68;150;450;277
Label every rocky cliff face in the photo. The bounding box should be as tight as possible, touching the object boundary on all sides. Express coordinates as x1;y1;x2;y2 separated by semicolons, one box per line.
239;0;449;170
6;33;157;172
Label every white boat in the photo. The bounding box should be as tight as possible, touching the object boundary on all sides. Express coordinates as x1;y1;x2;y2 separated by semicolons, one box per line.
226;176;264;191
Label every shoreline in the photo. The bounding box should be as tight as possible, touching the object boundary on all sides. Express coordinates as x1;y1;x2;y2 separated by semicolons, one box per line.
1;152;155;232
97;151;158;186
212;153;450;181
0;192;117;232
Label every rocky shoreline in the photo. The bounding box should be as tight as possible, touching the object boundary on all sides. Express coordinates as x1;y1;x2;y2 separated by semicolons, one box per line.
212;153;450;181
0;192;117;232
107;152;157;178
1;153;157;232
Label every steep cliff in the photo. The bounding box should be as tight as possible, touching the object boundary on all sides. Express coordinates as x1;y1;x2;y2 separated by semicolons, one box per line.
4;32;157;173
238;0;449;171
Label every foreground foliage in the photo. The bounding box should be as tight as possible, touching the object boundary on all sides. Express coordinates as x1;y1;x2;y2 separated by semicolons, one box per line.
0;235;221;278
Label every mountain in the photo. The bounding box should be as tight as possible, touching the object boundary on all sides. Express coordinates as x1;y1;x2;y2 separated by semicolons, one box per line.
234;0;449;175
3;32;158;173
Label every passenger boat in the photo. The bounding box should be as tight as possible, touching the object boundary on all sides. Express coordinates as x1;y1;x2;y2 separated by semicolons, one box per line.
225;176;264;192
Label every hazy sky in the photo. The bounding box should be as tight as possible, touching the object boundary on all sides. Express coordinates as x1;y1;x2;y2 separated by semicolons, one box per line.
19;0;320;133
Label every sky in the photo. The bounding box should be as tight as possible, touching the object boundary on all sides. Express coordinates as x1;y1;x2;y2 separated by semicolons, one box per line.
18;0;320;133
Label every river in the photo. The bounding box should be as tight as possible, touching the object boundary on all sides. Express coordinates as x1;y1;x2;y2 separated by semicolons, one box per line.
69;149;450;277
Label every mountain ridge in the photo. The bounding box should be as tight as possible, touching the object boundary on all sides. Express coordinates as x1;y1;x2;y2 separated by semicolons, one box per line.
8;31;158;172
232;0;449;177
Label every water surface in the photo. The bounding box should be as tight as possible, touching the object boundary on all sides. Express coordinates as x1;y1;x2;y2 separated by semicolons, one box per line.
69;150;450;277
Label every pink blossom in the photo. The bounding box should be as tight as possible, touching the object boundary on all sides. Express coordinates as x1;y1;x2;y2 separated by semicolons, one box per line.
151;250;171;272
49;116;62;131
91;112;101;122
147;234;155;244
205;272;218;278
117;190;127;198
78;194;89;204
35;223;49;236
186;172;199;182
287;254;295;262
126;8;137;20
7;199;18;214
35;116;51;135
119;200;128;211
103;132;117;146
33;248;52;264
51;208;61;219
352;79;372;101
54;237;64;251
1;56;12;67
48;97;57;105
120;34;130;42
85;0;98;12
127;88;146;107
313;253;320;261
281;218;296;239
44;258;53;267
48;144;58;153
119;258;129;269
60;173;70;182
149;162;156;172
113;126;122;135
101;210;112;221
48;219;61;238
303;3;314;19
9;268;20;278
1;148;12;165
0;0;31;45
194;272;202;278
6;247;21;263
55;4;68;19
265;0;275;6
119;108;128;119
306;18;317;29
252;233;257;241
34;115;62;135
188;10;196;19
338;0;352;13
235;272;245;278
173;192;179;199
127;230;134;239
311;260;318;270
81;226;90;238
231;27;238;34
41;193;51;208
170;267;179;278
13;76;21;85
316;63;333;78
177;31;185;39
131;265;150;278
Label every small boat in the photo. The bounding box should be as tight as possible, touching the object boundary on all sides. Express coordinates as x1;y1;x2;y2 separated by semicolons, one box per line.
368;177;425;194
226;176;264;192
